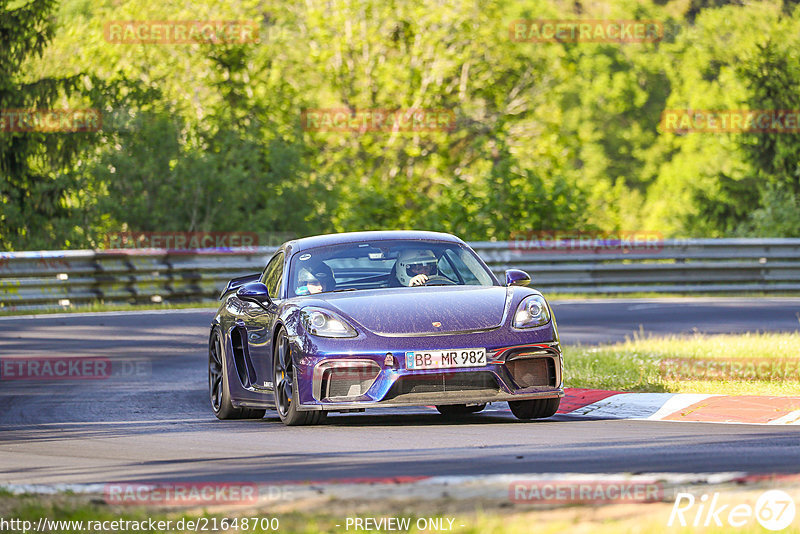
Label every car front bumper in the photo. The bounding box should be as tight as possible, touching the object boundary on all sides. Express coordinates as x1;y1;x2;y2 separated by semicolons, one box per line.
293;334;564;411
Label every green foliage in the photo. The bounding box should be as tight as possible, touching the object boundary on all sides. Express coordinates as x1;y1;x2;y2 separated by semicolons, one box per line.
0;0;89;250
736;30;800;239
0;0;158;250
5;0;800;250
739;183;800;236
648;1;800;237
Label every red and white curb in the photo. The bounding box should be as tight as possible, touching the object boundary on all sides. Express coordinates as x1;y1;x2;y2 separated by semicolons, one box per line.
556;388;800;425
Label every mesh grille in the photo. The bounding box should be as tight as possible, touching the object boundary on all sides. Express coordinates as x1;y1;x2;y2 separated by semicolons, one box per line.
323;368;378;399
384;372;498;399
506;357;556;388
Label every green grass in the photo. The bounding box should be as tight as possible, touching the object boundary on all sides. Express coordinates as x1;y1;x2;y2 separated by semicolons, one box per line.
564;332;800;395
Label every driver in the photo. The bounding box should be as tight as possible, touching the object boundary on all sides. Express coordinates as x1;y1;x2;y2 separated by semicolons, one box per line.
396;249;438;286
296;261;335;295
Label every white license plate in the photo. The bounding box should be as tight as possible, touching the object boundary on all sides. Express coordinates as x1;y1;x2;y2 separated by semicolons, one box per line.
405;348;487;370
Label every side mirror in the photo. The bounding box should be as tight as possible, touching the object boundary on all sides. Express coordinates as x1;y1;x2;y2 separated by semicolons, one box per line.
505;269;531;287
236;282;273;308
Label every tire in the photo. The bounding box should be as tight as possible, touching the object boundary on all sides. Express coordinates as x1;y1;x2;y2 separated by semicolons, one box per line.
435;403;486;416
508;397;560;420
209;328;266;420
273;327;327;426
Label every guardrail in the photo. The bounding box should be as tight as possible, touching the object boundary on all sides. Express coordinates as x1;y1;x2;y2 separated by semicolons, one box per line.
1;238;799;311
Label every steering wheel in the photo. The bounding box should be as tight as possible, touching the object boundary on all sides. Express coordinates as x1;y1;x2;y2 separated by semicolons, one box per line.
420;275;457;286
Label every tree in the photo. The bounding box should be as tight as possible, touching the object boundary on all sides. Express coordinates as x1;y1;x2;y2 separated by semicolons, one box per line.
1;0;96;249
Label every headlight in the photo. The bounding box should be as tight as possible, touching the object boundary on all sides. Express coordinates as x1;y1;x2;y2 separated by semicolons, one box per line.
300;307;357;338
512;295;551;328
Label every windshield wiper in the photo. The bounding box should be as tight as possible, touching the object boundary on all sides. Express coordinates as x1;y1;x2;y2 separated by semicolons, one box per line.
329;288;358;293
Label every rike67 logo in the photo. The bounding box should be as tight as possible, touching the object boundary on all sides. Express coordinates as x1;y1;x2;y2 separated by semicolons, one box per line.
669;490;796;531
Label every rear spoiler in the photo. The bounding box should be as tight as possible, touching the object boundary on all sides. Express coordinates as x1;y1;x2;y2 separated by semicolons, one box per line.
219;272;261;300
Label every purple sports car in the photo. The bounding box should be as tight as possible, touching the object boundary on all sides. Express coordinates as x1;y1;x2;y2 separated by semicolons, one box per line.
209;230;563;425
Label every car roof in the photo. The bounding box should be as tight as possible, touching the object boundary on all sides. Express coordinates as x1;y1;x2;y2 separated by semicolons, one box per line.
283;230;464;256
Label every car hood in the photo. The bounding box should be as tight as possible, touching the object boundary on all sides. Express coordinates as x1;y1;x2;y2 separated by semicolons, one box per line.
319;286;508;335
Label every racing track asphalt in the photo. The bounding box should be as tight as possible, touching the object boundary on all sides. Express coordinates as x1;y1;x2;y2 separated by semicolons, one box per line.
0;298;798;485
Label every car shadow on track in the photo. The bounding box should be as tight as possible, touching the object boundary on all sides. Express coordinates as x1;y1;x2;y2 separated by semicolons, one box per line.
260;408;566;427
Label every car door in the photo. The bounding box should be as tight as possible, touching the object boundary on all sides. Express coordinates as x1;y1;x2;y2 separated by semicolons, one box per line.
240;251;284;390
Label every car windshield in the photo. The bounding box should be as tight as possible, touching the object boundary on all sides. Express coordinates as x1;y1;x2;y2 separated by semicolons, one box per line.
288;240;496;297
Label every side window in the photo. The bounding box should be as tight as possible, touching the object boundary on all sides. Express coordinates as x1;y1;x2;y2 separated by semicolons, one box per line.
447;249;481;285
261;252;284;299
437;253;458;281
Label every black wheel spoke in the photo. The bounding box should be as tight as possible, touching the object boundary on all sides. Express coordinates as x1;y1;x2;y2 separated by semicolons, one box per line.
283;379;292;403
276;377;286;396
282;339;293;380
277;380;289;412
214;378;222;405
209;332;225;412
274;333;294;417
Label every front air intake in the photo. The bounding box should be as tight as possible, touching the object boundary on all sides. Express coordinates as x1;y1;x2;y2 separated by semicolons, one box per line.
313;360;381;401
322;368;377;398
506;356;557;388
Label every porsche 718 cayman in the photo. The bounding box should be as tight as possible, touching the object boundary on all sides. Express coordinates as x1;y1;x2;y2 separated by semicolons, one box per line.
209;231;563;425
